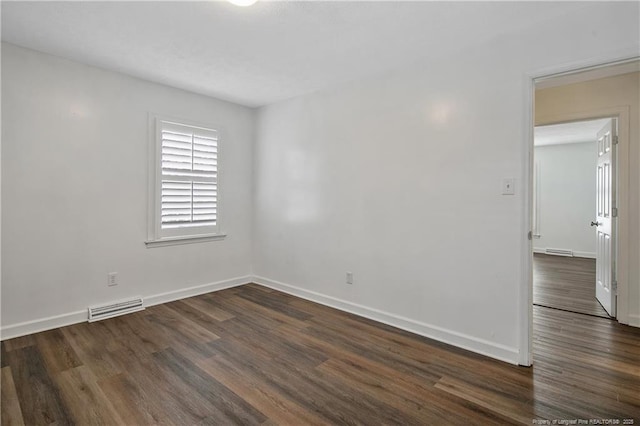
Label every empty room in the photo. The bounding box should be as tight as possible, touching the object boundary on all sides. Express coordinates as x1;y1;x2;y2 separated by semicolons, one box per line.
1;1;639;424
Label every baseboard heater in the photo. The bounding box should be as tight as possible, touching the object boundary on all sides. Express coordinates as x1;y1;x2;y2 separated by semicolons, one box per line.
545;248;574;257
88;297;145;322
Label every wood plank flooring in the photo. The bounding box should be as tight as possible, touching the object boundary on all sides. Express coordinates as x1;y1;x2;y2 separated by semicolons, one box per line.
2;284;639;425
533;253;610;318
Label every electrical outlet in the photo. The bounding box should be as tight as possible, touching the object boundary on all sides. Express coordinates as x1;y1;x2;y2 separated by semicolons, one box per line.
108;272;118;287
346;272;353;285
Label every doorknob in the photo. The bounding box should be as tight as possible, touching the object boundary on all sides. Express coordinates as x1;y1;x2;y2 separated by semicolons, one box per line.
590;221;600;227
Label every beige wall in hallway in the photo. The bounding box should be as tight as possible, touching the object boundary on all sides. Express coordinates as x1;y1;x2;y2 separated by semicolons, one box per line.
535;71;640;326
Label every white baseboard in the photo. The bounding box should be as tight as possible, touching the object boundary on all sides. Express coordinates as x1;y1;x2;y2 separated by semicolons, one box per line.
628;314;640;328
572;251;596;259
0;275;251;341
252;275;520;365
144;275;251;308
0;310;88;342
533;248;596;259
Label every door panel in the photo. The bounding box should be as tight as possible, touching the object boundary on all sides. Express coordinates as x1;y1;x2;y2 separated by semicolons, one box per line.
595;119;616;317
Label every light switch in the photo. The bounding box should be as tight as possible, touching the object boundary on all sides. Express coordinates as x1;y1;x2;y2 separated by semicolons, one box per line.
502;178;515;195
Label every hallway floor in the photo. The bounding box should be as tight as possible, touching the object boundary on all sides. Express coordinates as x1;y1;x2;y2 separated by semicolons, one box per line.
533;253;610;318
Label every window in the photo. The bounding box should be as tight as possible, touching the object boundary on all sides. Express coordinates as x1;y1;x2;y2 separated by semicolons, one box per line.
147;115;225;246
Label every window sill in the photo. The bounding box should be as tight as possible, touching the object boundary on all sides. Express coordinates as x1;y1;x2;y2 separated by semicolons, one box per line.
145;233;227;248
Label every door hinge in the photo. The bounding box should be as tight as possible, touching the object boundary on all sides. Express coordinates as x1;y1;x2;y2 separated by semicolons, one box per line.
527;231;532;240
613;135;619;145
612;207;618;217
612;280;618;295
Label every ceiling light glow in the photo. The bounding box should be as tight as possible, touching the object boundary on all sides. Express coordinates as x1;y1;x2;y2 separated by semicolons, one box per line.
227;0;258;6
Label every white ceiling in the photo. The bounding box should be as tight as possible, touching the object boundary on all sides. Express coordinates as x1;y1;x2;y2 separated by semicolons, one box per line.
534;119;610;147
2;1;588;107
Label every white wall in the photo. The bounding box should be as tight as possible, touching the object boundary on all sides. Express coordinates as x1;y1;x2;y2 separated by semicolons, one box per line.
533;142;597;257
253;2;639;363
0;44;3;330
2;2;638;362
1;43;255;335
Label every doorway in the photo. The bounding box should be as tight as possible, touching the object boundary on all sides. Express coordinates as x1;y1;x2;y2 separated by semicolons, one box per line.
532;118;614;319
521;58;639;366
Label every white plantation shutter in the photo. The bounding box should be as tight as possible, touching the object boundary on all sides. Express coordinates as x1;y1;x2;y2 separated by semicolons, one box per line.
160;121;218;230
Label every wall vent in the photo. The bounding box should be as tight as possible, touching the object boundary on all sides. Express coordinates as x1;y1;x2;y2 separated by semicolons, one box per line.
545;248;574;257
88;297;144;322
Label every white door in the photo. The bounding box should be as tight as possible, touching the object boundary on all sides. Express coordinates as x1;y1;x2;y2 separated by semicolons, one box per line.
593;119;616;317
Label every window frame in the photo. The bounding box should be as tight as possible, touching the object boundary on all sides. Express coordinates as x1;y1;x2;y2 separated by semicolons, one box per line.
146;113;226;248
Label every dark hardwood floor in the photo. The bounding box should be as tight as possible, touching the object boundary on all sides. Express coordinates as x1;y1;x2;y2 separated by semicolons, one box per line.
533;253;610;318
2;284;639;425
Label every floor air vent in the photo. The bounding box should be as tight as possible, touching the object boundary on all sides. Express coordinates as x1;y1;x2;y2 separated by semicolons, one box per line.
545;248;573;257
88;297;144;322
